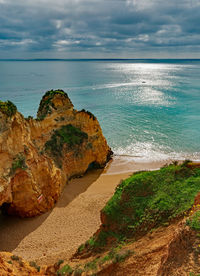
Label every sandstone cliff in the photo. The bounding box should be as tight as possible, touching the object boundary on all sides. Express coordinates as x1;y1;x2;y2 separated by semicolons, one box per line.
0;89;112;217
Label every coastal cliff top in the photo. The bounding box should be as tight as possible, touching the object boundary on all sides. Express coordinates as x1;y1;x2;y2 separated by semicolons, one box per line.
37;89;74;120
0;100;17;117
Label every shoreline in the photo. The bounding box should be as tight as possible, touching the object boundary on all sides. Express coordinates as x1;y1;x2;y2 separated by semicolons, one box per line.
0;156;189;265
103;155;172;175
105;154;200;175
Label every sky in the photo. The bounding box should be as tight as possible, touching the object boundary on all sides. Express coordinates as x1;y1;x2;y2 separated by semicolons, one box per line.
0;0;200;59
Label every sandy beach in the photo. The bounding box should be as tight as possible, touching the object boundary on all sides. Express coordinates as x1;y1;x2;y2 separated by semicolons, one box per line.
0;156;169;265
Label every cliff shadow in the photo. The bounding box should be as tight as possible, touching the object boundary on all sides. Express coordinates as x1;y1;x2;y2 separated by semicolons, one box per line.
56;168;103;208
0;208;51;253
0;168;103;253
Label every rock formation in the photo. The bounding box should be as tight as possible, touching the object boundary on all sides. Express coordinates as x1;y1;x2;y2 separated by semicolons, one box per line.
0;252;44;275
0;89;112;217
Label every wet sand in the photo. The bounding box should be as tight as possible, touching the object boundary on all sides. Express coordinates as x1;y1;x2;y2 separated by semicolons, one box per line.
0;157;169;265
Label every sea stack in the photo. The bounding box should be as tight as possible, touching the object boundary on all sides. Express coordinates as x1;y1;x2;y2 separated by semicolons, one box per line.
0;89;112;217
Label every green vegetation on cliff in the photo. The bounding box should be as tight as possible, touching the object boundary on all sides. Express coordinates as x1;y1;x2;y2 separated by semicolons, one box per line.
57;245;133;275
37;89;71;120
187;210;200;231
79;109;96;120
0;100;17;117
9;154;27;176
45;124;88;167
86;162;200;250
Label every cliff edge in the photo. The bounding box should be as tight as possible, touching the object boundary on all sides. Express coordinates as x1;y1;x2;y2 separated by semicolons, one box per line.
0;89;112;217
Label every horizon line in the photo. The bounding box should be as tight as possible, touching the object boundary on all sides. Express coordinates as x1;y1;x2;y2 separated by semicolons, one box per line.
0;58;200;62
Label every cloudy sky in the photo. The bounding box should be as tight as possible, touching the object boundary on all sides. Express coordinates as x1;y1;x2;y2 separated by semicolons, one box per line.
0;0;200;59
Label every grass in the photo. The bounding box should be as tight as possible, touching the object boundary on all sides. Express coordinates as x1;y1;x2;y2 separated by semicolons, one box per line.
99;244;133;265
11;255;20;261
7;260;12;264
44;124;88;167
29;261;40;272
112;249;133;263
9;154;27;176
85;162;200;250
57;260;64;266
0;100;17;117
37;89;71;120
186;210;200;231
57;264;73;275
84;258;98;271
25;115;33;120
57;245;133;275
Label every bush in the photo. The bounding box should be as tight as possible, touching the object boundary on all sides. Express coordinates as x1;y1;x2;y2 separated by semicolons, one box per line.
113;250;132;263
79;109;96;120
84;259;98;271
11;255;19;261
9;154;27;176
57;260;64;266
57;264;73;275
29;261;40;272
186;210;200;231
0;100;17;117
44;124;88;167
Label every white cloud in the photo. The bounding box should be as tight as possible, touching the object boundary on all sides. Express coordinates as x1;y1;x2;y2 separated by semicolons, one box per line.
53;20;62;29
126;0;155;10
138;34;149;42
53;40;80;47
0;39;36;47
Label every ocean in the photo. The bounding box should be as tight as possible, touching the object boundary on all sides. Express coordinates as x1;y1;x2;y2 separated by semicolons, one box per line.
0;59;199;162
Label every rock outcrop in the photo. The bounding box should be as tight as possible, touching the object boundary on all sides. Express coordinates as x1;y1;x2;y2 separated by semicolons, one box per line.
0;89;112;217
0;252;45;275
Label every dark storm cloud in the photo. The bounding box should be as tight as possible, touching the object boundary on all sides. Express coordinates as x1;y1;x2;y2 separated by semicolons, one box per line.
0;0;199;57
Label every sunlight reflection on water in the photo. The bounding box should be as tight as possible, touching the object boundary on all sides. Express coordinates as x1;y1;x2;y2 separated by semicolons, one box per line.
0;60;199;161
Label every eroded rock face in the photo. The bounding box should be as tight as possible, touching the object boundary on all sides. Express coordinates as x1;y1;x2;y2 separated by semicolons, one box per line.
0;252;45;275
0;89;112;217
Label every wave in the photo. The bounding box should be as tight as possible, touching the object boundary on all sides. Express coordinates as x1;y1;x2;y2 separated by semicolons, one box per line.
112;142;200;162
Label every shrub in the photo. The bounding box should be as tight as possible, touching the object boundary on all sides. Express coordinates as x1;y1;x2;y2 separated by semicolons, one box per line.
25;116;33;120
44;124;88;167
186;210;200;231
84;259;98;271
77;244;85;253
29;261;40;272
0;100;17;117
11;255;19;261
57;260;64;266
57;264;73;275
113;250;132;263
9;154;27;176
79;109;96;120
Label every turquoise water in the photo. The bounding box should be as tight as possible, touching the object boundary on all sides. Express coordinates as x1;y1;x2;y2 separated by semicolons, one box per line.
0;59;199;161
